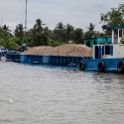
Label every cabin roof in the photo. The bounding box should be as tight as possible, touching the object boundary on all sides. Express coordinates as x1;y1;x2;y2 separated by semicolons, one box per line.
102;25;124;30
106;26;124;29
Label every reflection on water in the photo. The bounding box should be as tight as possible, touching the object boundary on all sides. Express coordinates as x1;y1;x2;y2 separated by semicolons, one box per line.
0;61;124;124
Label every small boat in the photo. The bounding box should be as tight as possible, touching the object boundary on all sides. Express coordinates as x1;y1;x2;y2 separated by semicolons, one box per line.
79;25;124;73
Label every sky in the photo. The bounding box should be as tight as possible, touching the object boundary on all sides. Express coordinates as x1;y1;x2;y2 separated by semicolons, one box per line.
0;0;124;32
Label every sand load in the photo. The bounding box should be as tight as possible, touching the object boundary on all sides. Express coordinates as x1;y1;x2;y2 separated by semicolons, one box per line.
23;44;93;56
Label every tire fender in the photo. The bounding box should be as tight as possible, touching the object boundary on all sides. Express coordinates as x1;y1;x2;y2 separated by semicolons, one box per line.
97;61;106;72
117;60;124;72
79;62;86;71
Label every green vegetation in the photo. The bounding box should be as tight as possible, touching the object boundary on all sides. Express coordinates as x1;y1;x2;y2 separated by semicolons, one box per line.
121;36;124;40
0;21;104;50
0;3;124;50
100;4;124;26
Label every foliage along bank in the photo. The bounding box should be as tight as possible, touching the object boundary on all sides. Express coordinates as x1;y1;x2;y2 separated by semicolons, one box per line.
0;3;124;50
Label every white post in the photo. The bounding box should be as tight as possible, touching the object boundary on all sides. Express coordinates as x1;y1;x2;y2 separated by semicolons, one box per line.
118;29;120;43
112;29;114;44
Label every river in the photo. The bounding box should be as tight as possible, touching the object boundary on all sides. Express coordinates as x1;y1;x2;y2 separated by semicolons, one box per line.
0;61;124;124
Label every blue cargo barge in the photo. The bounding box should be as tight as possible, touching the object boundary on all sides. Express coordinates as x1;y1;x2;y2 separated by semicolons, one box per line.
3;25;124;73
6;53;92;68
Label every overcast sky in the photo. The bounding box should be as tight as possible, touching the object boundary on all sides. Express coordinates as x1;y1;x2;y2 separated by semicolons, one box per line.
0;0;124;32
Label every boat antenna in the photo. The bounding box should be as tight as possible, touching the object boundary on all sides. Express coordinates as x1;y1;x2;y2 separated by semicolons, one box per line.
25;0;27;31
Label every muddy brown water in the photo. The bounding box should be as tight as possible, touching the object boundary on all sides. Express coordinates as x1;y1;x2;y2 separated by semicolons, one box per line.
0;61;124;124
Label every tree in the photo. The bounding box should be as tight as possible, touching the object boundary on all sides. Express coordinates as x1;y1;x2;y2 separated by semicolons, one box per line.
2;25;11;33
1;25;12;38
100;4;124;26
65;24;74;41
84;23;96;39
14;24;25;45
31;32;48;46
14;24;24;38
0;27;2;37
73;28;84;44
33;19;45;33
54;22;66;42
87;23;95;32
55;22;64;30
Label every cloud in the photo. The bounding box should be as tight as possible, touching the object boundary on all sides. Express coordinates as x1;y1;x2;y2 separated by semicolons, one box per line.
0;0;124;32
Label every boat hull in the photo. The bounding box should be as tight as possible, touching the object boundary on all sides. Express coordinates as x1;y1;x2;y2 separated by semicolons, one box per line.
80;58;124;72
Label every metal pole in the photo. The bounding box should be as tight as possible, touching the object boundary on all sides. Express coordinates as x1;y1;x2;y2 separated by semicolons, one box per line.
1;18;3;27
25;0;27;31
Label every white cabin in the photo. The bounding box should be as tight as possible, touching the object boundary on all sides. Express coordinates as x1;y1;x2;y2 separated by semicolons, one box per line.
93;26;124;59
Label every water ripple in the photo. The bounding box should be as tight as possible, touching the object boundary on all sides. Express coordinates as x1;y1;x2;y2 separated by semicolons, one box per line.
0;62;124;124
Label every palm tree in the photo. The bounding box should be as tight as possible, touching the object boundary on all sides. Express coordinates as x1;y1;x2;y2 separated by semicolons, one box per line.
84;23;96;39
87;23;95;32
2;25;11;33
1;25;12;37
54;22;66;42
33;19;45;33
55;22;64;30
65;24;74;41
14;24;24;38
0;27;2;37
73;28;84;44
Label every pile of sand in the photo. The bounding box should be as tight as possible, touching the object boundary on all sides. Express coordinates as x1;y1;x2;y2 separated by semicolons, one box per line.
23;44;93;56
24;46;54;55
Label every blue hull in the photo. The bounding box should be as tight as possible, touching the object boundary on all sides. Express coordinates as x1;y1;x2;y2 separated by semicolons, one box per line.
5;53;84;67
4;52;124;73
80;58;123;72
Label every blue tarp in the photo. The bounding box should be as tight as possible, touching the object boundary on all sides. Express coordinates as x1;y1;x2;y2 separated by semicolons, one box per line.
22;43;27;47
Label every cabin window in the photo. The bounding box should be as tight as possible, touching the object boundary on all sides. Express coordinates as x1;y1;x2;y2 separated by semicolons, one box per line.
86;41;90;47
98;46;102;59
95;46;98;59
105;45;109;55
119;30;122;37
109;46;113;55
102;46;104;55
94;41;96;45
114;30;118;38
